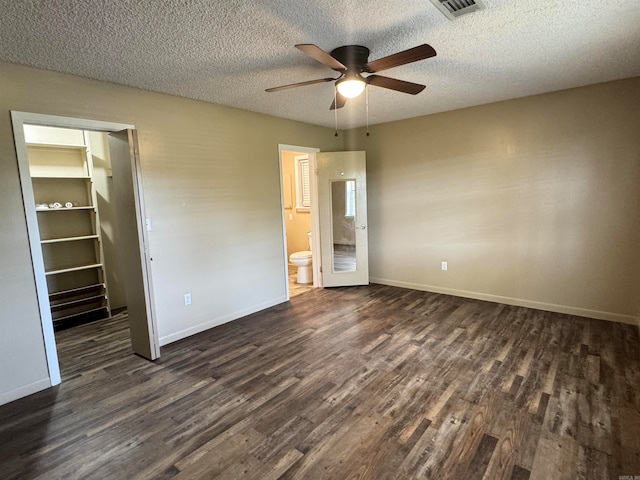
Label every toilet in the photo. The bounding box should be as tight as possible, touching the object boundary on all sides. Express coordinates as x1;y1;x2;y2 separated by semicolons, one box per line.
289;232;312;284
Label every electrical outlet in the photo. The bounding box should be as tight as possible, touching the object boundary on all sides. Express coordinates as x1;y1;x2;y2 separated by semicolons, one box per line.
441;261;448;271
184;293;192;306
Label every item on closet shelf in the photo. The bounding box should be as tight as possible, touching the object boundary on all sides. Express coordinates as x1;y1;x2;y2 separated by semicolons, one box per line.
65;202;73;208
50;202;63;209
36;203;49;209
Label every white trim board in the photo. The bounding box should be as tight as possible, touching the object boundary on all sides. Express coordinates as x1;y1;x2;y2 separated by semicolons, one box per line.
371;277;640;326
159;295;288;346
0;378;51;407
11;112;135;132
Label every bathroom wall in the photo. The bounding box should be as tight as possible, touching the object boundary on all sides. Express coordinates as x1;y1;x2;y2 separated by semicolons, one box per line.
281;150;312;256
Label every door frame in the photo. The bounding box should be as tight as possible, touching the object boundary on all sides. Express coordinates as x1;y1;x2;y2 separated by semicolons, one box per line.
11;111;158;385
278;144;322;298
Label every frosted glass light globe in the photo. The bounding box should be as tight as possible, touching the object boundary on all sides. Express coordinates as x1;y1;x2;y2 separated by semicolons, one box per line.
336;78;366;98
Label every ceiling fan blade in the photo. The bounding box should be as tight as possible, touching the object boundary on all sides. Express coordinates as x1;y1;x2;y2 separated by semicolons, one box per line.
367;75;426;95
330;93;347;110
295;44;347;71
365;44;436;73
265;77;336;92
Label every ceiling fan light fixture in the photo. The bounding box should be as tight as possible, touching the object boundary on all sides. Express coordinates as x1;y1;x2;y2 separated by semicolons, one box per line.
266;43;435;110
336;75;366;98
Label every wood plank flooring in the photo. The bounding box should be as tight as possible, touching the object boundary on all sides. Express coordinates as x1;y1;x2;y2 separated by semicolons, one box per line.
1;284;640;479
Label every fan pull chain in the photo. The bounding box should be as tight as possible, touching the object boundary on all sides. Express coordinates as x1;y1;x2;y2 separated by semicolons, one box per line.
334;87;339;137
365;86;370;137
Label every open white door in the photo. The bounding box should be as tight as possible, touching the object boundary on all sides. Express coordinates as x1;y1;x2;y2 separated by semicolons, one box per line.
317;151;369;287
109;130;160;360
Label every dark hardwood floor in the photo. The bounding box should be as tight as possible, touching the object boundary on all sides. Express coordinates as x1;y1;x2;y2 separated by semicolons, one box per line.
1;284;639;479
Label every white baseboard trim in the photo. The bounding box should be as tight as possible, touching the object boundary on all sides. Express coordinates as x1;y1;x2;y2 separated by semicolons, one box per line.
371;277;640;326
159;295;288;346
0;378;51;407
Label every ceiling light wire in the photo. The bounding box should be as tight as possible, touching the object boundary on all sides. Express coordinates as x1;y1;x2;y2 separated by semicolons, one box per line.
334;87;339;137
365;85;370;137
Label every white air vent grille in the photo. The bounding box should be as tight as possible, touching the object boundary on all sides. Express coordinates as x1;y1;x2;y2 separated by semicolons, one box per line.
429;0;485;20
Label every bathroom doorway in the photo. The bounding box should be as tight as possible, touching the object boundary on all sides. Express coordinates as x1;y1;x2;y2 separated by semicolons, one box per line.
278;144;320;298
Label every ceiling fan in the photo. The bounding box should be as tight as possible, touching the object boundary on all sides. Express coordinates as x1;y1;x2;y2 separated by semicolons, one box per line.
265;44;437;110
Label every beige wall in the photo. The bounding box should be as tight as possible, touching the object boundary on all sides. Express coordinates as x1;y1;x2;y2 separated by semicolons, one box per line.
0;61;341;404
281;151;312;256
345;77;640;323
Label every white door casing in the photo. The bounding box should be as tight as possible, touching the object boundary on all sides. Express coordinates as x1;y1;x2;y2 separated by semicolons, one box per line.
11;112;159;391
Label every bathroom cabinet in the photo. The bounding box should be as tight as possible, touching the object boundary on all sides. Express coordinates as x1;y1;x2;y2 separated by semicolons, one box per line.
27;138;111;326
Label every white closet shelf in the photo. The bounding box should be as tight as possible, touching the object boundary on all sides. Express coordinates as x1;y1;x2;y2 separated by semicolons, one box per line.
50;294;107;312
31;175;91;179
45;263;103;276
26;142;87;150
53;306;108;323
41;235;99;244
49;283;105;299
36;206;94;212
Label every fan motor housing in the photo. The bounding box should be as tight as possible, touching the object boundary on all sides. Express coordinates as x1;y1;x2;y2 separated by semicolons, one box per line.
330;45;370;71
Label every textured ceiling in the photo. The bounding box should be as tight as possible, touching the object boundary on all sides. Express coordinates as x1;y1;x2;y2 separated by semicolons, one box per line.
1;0;639;129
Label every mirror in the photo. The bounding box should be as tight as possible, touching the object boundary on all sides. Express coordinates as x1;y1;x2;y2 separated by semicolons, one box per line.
331;180;357;272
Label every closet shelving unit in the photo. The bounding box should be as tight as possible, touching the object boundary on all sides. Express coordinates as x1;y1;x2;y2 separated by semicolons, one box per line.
27;138;111;327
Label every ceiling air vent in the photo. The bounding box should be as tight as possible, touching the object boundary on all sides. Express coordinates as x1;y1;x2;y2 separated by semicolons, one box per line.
429;0;485;20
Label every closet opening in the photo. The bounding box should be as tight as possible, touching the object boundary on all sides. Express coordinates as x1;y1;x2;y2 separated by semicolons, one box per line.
24;125;124;329
12;112;159;387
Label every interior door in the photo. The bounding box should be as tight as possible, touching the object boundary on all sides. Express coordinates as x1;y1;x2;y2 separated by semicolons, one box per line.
317;151;369;287
108;129;160;360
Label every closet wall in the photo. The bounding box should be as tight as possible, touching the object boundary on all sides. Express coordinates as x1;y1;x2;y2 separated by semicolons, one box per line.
86;132;126;310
